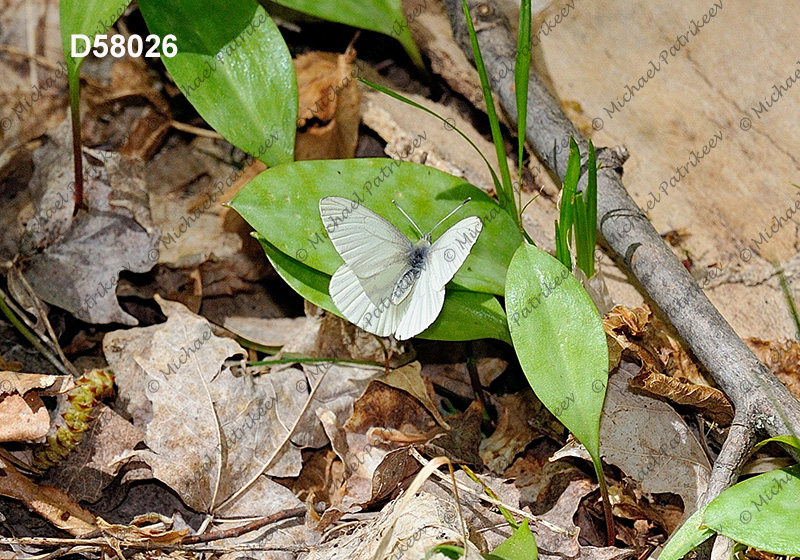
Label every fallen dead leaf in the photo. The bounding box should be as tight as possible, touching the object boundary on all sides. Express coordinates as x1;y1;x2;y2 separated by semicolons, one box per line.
14;120;160;325
0;455;96;536
557;363;711;519
630;369;733;426
103;296;303;516
295;49;361;160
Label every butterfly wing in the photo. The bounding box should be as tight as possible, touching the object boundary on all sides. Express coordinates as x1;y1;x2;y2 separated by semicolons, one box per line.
319;197;412;280
393;267;445;340
321;197;417;336
392;217;483;340
424;217;483;290
329;263;412;337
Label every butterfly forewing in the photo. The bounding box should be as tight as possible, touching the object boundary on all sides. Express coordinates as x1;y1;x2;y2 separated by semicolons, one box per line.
425;217;483;290
319;197;412;279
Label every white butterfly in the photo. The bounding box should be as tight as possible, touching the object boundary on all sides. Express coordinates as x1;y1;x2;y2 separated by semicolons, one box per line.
319;196;483;340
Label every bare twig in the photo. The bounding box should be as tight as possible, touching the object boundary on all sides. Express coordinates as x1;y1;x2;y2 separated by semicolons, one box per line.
441;0;800;513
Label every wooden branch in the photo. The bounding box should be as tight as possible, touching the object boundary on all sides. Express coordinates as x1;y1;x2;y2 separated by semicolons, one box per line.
440;0;800;509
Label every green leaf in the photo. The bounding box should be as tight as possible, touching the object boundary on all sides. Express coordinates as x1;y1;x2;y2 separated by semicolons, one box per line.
505;243;608;460
138;0;297;167
485;519;538;560
658;506;715;560
256;235;511;343
461;0;515;222
231;159;523;296
702;465;800;555
60;0;132;73
752;435;800;454
560;137;580;236
584;140;597;277
270;0;423;68
514;0;531;215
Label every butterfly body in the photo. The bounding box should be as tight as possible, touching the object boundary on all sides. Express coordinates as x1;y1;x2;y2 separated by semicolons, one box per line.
319;196;482;340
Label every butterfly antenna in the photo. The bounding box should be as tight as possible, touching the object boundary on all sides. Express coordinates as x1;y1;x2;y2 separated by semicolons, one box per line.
392;200;424;237
429;197;472;235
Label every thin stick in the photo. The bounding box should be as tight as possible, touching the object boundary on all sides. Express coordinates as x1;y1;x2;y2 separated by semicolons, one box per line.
180;507;306;544
408;448;571;536
13;271;79;376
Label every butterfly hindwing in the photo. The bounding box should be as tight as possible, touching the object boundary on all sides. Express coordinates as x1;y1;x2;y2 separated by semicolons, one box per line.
329;263;412;337
394;264;446;340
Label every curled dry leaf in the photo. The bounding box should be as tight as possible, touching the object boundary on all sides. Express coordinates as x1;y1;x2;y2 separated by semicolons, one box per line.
630;370;733;426
0;455;96;536
16;120;160;325
104;296;303;515
604;304;708;383
0;372;72;443
294;49;362;161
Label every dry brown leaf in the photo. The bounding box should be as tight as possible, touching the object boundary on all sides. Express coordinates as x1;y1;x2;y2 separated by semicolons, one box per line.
504;440;586;515
103;296;303;516
745;337;800;400
0;392;49;442
558;363;711;518
422;399;483;465
96;514;187;544
0;372;73;443
480;391;543;473
381;361;450;429
630;370;734;426
0;455;96;536
15;120;160;325
603;304;707;387
304;491;482;560
335;380;439;510
0;371;73;395
294;49;361;160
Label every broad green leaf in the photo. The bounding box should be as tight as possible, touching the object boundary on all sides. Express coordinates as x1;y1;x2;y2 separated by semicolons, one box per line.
658;506;715;560
138;0;296;167
271;0;423;68
702;465;800;555
256;235;511;343
505;243;608;460
485;519;538;560
231;159;523;296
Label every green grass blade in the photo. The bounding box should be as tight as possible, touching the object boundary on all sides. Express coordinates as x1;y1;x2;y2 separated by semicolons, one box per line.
777;262;800;337
461;0;515;221
359;78;502;196
585;140;597;277
515;0;532;215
